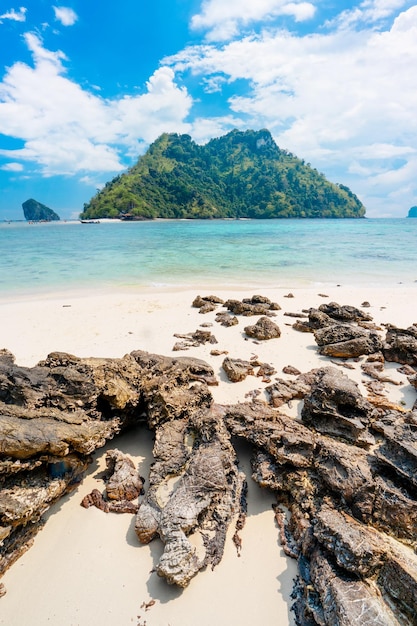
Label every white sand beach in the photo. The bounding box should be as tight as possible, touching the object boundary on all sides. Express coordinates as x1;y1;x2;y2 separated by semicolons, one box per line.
0;284;416;626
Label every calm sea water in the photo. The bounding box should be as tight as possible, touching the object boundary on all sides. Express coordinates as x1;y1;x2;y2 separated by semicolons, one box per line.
0;219;416;296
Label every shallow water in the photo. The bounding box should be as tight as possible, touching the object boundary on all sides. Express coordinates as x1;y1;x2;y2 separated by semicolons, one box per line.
1;218;416;295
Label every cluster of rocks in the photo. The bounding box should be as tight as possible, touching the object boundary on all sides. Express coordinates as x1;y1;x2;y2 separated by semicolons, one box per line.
1;297;417;626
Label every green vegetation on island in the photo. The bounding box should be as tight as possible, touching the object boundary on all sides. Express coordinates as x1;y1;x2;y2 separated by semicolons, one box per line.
80;129;366;220
22;198;60;221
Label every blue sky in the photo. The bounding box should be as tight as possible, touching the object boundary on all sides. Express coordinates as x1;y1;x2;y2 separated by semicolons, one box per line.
1;1;416;219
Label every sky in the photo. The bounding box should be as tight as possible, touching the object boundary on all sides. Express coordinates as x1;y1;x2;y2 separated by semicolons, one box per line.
1;1;417;220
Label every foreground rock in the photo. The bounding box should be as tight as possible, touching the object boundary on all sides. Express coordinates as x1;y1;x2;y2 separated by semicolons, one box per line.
1;309;417;624
314;323;382;358
383;324;417;365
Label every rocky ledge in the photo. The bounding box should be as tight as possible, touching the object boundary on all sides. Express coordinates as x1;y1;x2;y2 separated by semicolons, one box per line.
1;298;417;625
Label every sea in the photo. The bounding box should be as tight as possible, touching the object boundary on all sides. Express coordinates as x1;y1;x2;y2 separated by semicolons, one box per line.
0;218;416;296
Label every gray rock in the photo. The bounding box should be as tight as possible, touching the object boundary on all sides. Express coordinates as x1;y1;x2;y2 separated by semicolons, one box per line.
301;367;376;446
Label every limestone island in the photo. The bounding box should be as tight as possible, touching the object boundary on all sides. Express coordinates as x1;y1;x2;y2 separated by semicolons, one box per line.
80;129;366;221
22;198;60;222
407;206;417;217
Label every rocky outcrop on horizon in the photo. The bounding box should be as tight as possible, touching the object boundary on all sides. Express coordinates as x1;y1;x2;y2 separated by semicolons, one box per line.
22;198;60;221
1;299;417;624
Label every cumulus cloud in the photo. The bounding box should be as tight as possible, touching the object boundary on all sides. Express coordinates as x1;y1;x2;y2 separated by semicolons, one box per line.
326;0;410;29
52;6;78;26
0;34;193;176
0;6;27;23
191;0;315;40
166;5;417;216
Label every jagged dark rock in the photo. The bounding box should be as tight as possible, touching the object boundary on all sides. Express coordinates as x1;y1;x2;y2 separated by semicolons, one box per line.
134;404;245;587
104;449;144;501
301;367;376;446
223;295;280;316
383;324;417;366
266;373;313;407
222;357;255;382
314;323;383;358
192;295;224;314
1;303;417;622
292;308;335;332
318;301;373;323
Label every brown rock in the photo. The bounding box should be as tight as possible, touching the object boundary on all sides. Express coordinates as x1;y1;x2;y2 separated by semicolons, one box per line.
244;316;281;340
215;311;239;326
314;323;383;358
223;295;280;316
222;357;255;382
383;324;417;366
318;301;373;322
301;367;376;446
104;449;144;501
308;547;401;626
313;504;388;576
172;329;218;351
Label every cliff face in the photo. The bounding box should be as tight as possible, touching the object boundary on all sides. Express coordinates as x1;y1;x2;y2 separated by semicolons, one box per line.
22;199;60;221
80;129;366;220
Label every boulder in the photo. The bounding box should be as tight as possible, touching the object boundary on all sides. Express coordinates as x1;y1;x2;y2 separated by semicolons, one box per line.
223;295;280;316
301;367;376;446
244;316;281;340
314;323;382;358
222;357;255;382
104;449;144;501
318;301;373;322
383;324;417;366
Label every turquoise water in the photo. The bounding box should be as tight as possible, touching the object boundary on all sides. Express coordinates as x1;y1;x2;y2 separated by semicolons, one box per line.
0;219;416;295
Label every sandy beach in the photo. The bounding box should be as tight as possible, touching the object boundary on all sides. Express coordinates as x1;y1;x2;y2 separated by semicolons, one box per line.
0;284;416;626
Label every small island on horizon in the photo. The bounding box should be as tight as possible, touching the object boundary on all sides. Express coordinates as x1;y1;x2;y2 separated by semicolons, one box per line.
22;198;60;222
407;206;417;218
80;129;366;221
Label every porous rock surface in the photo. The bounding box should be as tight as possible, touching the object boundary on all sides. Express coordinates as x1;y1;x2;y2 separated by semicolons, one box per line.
1;307;417;626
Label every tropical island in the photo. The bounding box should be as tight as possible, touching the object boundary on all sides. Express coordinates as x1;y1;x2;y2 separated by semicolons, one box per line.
80;129;366;220
22;198;60;222
407;206;417;218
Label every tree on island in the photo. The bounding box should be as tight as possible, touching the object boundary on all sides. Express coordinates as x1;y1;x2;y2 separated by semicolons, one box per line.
80;129;366;220
22;199;60;221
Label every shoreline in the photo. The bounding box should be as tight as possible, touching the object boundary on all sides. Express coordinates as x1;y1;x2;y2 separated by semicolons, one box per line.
1;285;416;370
0;284;416;625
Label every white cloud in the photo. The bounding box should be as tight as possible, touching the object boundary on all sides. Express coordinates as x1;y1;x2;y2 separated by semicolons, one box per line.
191;0;315;41
1;162;23;171
327;0;409;29
166;5;417;216
0;35;193;176
0;6;27;22
52;6;78;27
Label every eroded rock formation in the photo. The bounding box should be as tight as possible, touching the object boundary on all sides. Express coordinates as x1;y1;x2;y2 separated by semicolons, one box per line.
1;301;417;626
